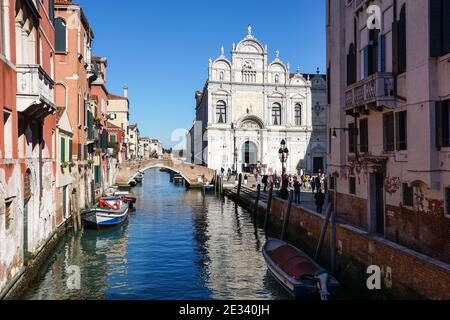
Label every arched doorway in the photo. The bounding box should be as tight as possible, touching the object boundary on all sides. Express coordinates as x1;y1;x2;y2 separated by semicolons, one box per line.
242;141;258;173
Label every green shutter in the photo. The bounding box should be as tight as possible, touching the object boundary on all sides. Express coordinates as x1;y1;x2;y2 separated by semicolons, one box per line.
61;137;66;163
68;140;72;161
95;165;100;184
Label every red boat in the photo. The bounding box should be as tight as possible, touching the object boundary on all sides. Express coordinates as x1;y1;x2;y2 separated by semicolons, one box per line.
263;239;340;300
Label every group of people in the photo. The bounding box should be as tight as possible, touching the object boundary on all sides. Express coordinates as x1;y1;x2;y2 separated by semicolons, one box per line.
219;168;327;214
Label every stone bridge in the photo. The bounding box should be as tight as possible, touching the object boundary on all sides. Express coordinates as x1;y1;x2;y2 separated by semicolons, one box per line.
115;159;215;188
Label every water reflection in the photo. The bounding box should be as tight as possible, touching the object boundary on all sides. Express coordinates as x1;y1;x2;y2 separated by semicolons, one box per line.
24;169;291;300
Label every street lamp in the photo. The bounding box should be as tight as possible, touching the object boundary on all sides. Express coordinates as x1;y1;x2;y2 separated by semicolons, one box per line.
231;123;237;174
278;139;289;199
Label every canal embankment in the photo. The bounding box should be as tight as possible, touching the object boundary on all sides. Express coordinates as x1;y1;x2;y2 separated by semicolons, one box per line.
1;217;77;300
223;184;450;300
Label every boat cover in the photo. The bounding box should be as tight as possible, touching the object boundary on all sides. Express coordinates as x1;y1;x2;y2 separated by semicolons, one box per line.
268;245;319;280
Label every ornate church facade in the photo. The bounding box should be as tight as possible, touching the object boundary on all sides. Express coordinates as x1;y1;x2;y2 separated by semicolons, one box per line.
187;26;327;175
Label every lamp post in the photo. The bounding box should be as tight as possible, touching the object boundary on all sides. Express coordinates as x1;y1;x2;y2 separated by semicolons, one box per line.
231;123;237;175
278;139;289;200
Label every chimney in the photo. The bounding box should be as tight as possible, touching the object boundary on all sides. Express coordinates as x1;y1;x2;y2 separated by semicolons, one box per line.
123;86;128;98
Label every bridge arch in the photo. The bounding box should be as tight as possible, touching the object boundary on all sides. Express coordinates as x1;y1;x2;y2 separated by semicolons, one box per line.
130;164;194;185
115;159;215;188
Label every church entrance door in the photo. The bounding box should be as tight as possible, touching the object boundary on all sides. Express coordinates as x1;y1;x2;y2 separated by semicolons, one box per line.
242;141;258;173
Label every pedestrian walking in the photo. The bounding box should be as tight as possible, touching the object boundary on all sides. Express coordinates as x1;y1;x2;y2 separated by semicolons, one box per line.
315;175;321;193
262;175;269;192
311;176;316;193
294;179;301;204
244;174;248;186
314;189;326;214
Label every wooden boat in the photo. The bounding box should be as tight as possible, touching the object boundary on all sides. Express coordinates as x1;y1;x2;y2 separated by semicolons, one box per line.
263;239;340;300
134;173;144;184
202;184;215;193
82;198;129;229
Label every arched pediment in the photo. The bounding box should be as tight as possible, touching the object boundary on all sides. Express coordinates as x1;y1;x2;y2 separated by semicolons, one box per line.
236;38;265;54
269;62;287;73
268;91;285;98
237;115;265;129
212;89;230;97
290;74;308;86
290;92;306;99
212;57;232;70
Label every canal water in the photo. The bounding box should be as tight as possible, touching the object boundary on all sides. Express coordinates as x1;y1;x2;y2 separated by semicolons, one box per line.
23;169;292;300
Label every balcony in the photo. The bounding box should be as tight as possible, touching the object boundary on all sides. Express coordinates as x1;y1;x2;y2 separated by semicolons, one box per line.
354;0;366;10
17;65;56;118
345;72;396;112
87;62;99;84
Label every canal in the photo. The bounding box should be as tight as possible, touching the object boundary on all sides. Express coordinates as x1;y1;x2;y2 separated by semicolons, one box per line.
23;169;292;300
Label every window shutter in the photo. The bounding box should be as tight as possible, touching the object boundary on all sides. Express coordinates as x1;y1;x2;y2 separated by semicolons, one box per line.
443;101;450;147
443;0;450;54
69;140;73;160
430;0;443;57
398;6;407;74
363;47;369;78
436;101;443;149
396;111;408;151
360;119;369;153
384;113;395;152
61;138;66;163
392;21;399;73
378;34;386;73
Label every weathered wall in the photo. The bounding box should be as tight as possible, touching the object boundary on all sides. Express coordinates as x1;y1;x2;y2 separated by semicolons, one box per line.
267;197;450;299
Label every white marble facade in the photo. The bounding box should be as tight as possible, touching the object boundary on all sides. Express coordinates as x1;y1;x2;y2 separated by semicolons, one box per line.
188;26;327;175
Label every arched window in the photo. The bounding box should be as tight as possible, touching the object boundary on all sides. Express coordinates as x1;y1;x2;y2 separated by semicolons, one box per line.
295;104;302;126
55;17;67;53
272;103;282;126
216;100;227;124
275;74;279;84
219;71;224;81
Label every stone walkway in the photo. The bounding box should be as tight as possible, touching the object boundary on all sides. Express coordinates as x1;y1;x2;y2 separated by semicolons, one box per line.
231;184;329;214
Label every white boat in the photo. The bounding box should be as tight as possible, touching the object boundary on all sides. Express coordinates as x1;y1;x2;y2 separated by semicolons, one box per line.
82;198;129;229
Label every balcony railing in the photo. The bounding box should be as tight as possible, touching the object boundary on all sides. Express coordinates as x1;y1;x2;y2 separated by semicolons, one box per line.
354;0;366;10
17;64;56;117
345;72;396;111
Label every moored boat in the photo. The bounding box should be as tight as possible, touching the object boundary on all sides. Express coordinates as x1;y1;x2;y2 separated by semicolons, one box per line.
82;198;130;229
134;173;144;184
263;239;340;300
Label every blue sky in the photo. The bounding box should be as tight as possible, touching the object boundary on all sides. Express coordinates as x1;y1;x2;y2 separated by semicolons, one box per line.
79;0;326;147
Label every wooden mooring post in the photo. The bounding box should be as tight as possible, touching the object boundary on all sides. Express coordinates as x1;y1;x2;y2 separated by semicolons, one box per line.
281;190;294;241
236;174;242;203
330;207;337;274
315;204;332;261
264;184;274;232
254;184;261;215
